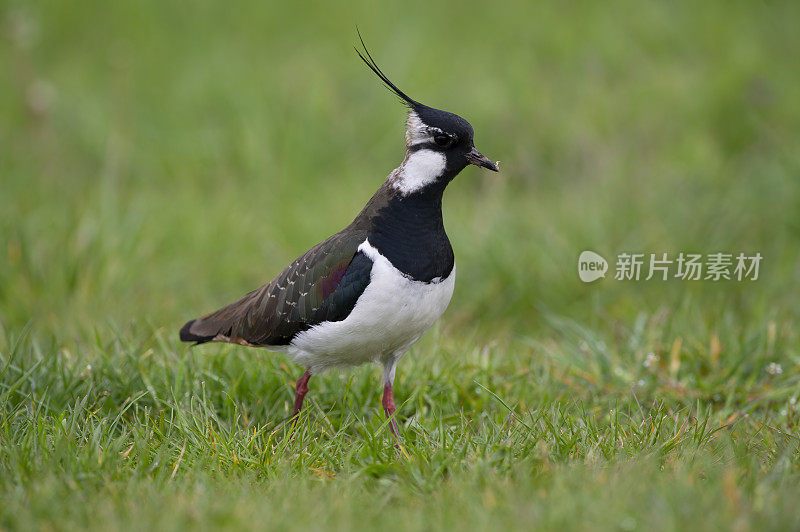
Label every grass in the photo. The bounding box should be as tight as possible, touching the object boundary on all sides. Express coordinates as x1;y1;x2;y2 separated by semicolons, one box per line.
2;0;800;529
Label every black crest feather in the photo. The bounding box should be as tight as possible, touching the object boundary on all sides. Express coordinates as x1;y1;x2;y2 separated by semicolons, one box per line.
355;29;419;109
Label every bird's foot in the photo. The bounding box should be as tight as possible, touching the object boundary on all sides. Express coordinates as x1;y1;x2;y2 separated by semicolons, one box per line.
382;382;401;441
291;370;312;422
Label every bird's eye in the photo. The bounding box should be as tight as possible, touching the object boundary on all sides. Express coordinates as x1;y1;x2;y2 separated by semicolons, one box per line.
434;134;451;147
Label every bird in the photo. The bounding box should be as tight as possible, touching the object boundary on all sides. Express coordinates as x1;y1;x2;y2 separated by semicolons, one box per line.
179;37;498;437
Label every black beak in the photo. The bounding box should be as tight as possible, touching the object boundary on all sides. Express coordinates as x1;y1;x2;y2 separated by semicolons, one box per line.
466;146;499;172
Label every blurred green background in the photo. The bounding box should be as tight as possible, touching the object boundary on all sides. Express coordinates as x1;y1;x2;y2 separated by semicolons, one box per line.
2;0;800;529
3;0;798;341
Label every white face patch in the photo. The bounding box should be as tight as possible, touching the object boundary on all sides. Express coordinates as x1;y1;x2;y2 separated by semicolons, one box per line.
405;111;447;148
405;112;429;147
391;149;446;195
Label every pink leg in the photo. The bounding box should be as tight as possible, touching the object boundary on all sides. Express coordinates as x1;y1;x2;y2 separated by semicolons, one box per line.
382;382;400;437
293;370;312;416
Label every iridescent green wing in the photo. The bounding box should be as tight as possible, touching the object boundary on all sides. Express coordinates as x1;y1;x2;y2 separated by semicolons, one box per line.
181;229;372;346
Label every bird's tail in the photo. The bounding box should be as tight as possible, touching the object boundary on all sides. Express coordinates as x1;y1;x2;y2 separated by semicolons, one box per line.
179;288;264;346
179;319;215;344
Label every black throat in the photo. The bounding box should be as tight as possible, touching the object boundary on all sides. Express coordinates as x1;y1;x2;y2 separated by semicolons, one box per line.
366;182;454;283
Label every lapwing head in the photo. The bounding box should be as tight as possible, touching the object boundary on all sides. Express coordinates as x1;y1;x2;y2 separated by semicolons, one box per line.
356;34;498;194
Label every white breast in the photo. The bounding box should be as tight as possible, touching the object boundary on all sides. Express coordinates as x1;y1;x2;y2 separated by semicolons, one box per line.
286;239;455;373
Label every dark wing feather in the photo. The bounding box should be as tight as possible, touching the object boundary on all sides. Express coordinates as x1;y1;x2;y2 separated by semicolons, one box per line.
180;230;372;346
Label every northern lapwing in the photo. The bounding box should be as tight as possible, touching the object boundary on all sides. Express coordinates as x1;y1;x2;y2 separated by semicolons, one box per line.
179;38;499;436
